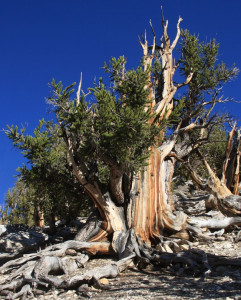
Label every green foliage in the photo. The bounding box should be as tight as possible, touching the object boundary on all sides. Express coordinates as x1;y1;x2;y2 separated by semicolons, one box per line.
5;121;92;225
0;204;9;225
180;30;237;94
4;179;35;226
170;30;238;181
199;125;227;177
167;97;186;129
178;30;238;123
175;124;227;180
49;57;161;178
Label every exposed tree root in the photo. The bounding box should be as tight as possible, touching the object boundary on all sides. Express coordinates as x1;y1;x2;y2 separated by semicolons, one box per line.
0;231;240;299
67;253;136;289
10;284;34;300
0;245;39;266
0;217;240;299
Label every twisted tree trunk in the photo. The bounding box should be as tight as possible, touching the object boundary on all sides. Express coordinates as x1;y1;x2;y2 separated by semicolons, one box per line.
129;148;186;243
73;15;193;252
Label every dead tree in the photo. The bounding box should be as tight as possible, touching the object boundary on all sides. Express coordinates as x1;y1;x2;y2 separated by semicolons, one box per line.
185;123;241;216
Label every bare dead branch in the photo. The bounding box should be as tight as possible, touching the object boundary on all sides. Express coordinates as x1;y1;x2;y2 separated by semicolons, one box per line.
232;128;241;194
149;19;156;38
76;72;82;105
221;122;236;184
176;71;193;89
161;6;169;46
171;16;183;50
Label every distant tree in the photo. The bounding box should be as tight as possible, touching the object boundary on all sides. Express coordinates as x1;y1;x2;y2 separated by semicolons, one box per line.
174;123;227;181
4;178;35;226
0;204;9;225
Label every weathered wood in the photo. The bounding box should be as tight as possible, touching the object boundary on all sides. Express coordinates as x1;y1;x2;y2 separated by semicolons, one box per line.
2;11;241;300
62;131;126;237
232;128;241;194
68;253;135;288
109;165;125;205
221;123;236;185
42;240;112;256
75;209;104;242
189;216;241;229
130;148;187;243
218;195;241;216
32;256;78;288
11;284;34;300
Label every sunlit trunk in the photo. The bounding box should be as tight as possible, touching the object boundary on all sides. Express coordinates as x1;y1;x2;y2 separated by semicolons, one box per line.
128;147;186;244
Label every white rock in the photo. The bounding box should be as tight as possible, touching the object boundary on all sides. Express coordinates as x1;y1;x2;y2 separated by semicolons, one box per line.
180;244;189;251
0;225;7;236
163;244;173;253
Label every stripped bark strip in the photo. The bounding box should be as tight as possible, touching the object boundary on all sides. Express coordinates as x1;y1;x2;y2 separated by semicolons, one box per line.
232;128;241;195
221;123;236;185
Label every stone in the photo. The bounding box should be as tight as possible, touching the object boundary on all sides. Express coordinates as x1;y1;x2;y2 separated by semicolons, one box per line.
192;242;199;246
0;225;7;237
65;249;78;256
163;244;173;253
223;243;232;249
215;236;225;241
156;244;165;252
174;244;181;252
99;278;109;285
180;244;189;251
0;228;50;254
170;231;189;240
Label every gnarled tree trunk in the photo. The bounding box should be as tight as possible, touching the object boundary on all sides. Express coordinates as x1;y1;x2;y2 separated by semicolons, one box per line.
73;15;193;252
129;148;186;244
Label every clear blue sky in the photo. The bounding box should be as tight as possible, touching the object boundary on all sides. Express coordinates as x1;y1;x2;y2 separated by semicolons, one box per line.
1;0;241;205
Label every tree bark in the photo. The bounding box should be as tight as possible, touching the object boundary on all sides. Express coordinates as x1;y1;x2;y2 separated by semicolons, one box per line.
128;147;187;243
33;205;44;227
229;128;241;194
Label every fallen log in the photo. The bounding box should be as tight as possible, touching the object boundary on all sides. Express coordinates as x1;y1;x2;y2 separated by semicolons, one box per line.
188;216;241;229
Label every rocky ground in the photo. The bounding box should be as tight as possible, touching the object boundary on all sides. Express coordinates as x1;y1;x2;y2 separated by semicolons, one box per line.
0;185;240;300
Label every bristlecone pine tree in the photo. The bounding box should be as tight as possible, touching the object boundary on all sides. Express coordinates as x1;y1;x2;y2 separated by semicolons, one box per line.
5;120;92;229
2;12;241;296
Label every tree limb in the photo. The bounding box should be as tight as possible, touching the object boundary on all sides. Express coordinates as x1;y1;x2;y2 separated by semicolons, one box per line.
171;16;183;50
